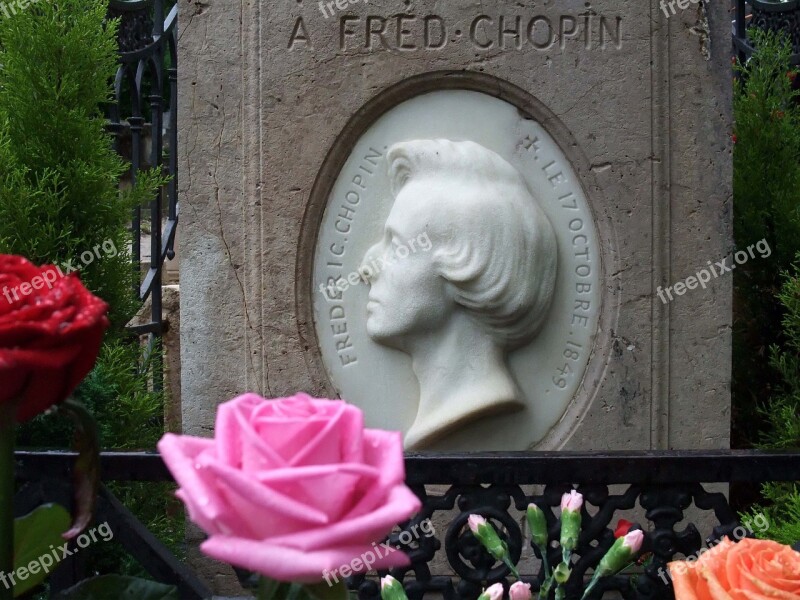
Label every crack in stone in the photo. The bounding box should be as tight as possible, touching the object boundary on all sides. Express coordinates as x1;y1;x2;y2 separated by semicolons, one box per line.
689;2;711;61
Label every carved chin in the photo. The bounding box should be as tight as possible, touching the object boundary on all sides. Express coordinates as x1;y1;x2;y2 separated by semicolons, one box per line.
366;318;405;346
366;321;392;341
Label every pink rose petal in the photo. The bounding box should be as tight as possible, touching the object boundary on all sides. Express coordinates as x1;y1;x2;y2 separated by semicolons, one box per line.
158;435;237;536
268;485;421;552
201;536;411;583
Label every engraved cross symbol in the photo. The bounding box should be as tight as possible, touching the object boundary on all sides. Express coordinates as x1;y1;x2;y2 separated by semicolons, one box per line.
520;135;540;154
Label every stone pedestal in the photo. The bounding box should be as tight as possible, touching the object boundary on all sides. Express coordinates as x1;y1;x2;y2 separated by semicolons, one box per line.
178;0;732;587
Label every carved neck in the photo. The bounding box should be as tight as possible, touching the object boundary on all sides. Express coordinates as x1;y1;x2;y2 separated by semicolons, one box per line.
403;311;524;450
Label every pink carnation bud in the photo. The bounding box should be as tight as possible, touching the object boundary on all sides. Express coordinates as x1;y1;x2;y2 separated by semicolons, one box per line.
622;529;644;553
468;514;487;533
509;581;532;600
480;583;504;600
561;490;583;512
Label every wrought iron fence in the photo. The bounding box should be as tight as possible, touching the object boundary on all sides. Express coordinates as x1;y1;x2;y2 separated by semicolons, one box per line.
13;450;800;600
106;0;178;390
733;0;800;63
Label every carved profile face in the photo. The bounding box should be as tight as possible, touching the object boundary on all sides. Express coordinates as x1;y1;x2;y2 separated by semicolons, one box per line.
361;183;452;347
360;139;558;355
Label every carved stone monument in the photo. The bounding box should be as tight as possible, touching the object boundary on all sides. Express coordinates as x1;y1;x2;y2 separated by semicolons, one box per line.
179;1;732;452
311;93;602;451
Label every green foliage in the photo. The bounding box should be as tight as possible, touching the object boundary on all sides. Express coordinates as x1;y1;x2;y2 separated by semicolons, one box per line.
0;0;181;589
0;0;162;329
733;28;800;549
14;504;71;597
742;483;800;546
255;580;349;600
732;29;800;447
734;30;800;269
77;341;165;450
52;575;178;600
761;262;800;450
67;488;185;588
741;264;800;545
0;0;166;450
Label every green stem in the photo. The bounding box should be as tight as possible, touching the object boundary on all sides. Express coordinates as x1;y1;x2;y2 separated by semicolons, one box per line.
256;577;272;600
539;557;556;600
579;574;600;600
0;403;15;600
539;574;554;600
503;556;521;581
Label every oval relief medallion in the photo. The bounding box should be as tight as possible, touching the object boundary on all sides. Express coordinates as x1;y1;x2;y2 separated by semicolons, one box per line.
310;86;601;451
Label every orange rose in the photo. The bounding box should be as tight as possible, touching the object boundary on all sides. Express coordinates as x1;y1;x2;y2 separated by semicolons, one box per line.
668;537;800;600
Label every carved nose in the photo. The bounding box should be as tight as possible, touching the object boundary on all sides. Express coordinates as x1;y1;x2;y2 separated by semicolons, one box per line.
360;243;383;284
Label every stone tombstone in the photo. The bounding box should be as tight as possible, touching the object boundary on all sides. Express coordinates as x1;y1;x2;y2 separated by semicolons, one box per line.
179;0;732;453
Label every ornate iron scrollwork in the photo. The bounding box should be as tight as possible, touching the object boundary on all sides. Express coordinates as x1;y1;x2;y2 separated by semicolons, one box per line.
107;0;154;55
348;481;750;600
749;0;800;54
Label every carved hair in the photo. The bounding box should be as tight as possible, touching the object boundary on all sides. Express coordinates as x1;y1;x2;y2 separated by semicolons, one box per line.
387;139;557;350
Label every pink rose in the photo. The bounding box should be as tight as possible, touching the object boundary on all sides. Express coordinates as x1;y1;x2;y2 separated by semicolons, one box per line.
158;393;421;583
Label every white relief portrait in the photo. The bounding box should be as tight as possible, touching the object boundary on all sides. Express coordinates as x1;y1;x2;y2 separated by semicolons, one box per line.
312;89;601;452
359;140;558;449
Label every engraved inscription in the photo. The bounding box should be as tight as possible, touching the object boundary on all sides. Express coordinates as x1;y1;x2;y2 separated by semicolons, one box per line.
287;10;623;51
469;14;621;50
340;15;447;51
317;147;386;368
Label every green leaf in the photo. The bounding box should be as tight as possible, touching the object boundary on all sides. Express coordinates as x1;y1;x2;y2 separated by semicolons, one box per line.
255;580;350;600
52;575;178;600
13;503;71;597
303;579;349;600
256;577;282;600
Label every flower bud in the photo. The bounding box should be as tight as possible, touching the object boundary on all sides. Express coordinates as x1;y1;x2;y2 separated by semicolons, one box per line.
622;530;644;552
559;491;583;551
595;530;644;577
467;514;510;562
526;504;548;549
478;583;504;600
468;514;487;533
381;576;408;600
509;581;531;600
561;490;583;512
553;561;571;584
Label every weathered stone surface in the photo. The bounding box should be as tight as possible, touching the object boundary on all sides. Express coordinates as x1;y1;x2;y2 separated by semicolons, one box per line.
178;0;731;588
180;0;731;445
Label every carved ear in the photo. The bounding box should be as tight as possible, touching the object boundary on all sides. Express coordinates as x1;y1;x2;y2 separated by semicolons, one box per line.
387;152;413;198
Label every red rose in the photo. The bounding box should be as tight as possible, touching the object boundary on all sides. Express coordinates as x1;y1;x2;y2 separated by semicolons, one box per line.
0;255;109;422
614;519;634;539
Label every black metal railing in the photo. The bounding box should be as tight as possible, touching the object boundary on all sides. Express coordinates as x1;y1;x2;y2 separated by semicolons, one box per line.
13;450;800;600
106;0;178;390
733;0;800;63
